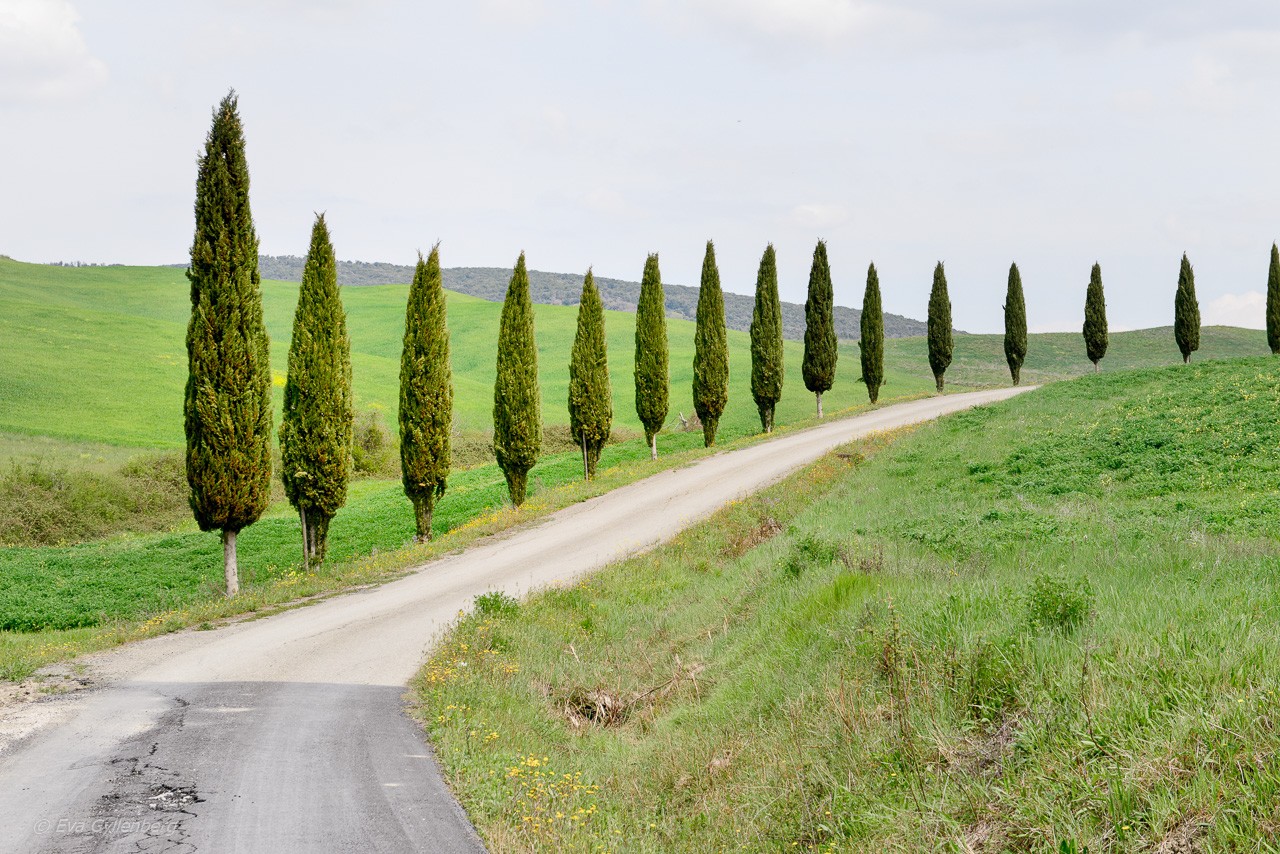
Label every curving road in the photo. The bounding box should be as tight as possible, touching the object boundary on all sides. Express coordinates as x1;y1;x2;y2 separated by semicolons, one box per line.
0;387;1032;853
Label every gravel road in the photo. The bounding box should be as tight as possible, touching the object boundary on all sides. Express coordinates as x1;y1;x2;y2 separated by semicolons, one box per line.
0;387;1031;852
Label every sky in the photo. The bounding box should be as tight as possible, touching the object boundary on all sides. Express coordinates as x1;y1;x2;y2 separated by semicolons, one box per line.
2;0;1279;334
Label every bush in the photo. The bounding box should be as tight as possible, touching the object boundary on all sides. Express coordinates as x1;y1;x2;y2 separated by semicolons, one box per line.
352;410;397;477
474;590;520;619
1024;573;1093;634
783;534;840;578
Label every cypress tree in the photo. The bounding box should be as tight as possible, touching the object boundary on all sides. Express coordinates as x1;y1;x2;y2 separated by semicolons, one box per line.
927;262;953;393
802;240;837;416
184;91;272;597
750;243;783;432
634;253;668;459
859;263;884;404
1003;262;1028;386
399;245;452;540
1268;244;1280;355
493;253;541;505
568;269;611;479
280;213;353;565
1174;252;1201;364
1083;262;1108;372
692;240;728;447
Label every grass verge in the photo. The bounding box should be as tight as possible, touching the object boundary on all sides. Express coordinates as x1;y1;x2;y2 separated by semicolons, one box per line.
412;355;1280;852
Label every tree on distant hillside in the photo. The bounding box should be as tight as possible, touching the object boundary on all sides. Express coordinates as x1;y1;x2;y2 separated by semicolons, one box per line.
399;245;452;540
280;213;353;565
635;253;669;459
750;244;783;431
1083;263;1108;372
1003;262;1028;386
493;253;541;505
184;91;273;597
693;240;728;446
1269;244;1280;355
802;240;837;416
1174;253;1201;364
927;262;953;393
859;263;884;403
568;269;611;479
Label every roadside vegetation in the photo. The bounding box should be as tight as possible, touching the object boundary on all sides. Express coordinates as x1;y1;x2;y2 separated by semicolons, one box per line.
414;356;1280;852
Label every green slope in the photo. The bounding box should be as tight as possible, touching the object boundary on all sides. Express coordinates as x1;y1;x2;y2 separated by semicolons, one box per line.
415;355;1280;851
1;257;1267;455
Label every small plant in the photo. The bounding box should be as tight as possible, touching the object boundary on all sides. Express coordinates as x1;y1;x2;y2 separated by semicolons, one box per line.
474;590;520;620
352;410;397;476
1024;573;1093;634
783;534;840;578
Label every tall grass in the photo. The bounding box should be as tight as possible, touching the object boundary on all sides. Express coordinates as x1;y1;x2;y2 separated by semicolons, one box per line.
414;356;1280;852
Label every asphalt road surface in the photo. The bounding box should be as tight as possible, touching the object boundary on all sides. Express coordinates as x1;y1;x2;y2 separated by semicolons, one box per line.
0;387;1032;853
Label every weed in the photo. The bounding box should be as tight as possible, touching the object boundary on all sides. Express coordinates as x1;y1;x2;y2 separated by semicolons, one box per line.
1024;572;1094;634
474;591;520;620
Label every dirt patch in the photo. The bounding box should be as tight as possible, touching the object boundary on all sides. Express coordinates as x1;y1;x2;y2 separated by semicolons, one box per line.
942;714;1022;776
560;660;708;731
1154;813;1208;854
722;514;784;559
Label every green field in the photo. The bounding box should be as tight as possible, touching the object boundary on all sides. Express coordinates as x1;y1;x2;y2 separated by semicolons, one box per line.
415;356;1280;852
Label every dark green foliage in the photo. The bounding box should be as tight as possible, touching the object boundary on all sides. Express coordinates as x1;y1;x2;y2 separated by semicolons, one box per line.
1083;263;1108;371
493;253;541;505
750;244;784;432
927;262;953;393
859;263;885;404
634;253;669;458
400;245;453;538
692;240;729;447
1024;573;1093;634
1269;244;1280;355
280;214;353;562
1175;253;1201;364
568;269;612;478
184;91;272;594
1003;262;1028;385
802;240;837;416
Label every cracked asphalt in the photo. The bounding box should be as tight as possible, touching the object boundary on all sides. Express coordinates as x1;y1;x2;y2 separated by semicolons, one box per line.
0;388;1032;852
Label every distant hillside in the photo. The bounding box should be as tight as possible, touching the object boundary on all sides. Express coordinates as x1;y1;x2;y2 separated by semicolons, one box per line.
255;255;930;341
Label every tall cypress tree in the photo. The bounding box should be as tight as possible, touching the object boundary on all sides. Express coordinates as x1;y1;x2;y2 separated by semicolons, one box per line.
692;240;728;447
1083;262;1108;372
184;91;272;597
493;253;541;505
802;240;837;416
568;269;611;479
859;262;884;404
927;262;953;393
1174;252;1201;364
1003;262;1028;386
634;253;668;459
280;213;353;564
750;243;783;432
399;245;452;540
1268;244;1280;355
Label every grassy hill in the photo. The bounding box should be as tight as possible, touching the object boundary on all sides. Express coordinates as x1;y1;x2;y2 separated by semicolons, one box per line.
415;355;1280;851
1;257;1266;457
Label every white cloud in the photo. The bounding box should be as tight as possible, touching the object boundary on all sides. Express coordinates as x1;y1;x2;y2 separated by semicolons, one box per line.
671;0;933;49
789;203;850;229
1203;290;1265;329
0;0;106;102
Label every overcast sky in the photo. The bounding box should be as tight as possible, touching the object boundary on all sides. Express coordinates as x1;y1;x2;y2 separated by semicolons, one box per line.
3;0;1279;333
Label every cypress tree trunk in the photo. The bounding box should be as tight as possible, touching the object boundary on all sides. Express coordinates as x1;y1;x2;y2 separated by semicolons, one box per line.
802;240;837;416
1268;244;1280;355
859;263;884;404
568;269;612;479
1004;262;1028;386
750;244;783;432
280;213;353;563
400;245;453;540
693;240;728;447
185;91;272;597
1174;253;1201;364
634;253;669;458
1083;263;1108;371
493;253;541;506
927;262;953;393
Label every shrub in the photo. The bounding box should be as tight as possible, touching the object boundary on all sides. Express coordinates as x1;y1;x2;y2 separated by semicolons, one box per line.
474;590;520;620
1024;573;1093;634
783;534;840;578
352;410;397;477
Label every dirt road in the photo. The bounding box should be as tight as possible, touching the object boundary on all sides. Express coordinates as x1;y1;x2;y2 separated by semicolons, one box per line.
0;387;1031;852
